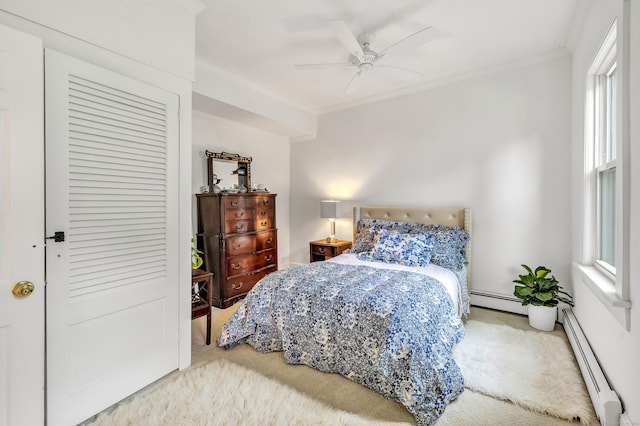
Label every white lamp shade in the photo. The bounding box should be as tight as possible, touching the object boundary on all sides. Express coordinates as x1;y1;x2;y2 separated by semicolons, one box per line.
320;200;340;219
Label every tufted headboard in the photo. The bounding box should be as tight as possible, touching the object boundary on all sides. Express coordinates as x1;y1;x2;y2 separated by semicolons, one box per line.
353;206;472;288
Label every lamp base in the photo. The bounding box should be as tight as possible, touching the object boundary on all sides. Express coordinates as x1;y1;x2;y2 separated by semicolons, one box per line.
325;219;337;244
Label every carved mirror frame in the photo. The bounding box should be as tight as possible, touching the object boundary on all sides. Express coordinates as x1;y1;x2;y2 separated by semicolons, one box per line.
205;150;252;190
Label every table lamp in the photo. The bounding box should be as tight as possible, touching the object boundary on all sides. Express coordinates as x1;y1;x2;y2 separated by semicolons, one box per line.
320;200;340;242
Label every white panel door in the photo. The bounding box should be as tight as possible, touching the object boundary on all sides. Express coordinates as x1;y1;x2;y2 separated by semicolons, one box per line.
45;49;180;426
0;24;45;426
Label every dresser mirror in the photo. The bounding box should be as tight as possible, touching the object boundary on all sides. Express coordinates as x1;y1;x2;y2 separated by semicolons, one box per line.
205;151;252;191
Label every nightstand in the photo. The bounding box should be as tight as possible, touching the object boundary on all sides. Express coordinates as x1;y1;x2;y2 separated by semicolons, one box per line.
191;269;213;345
309;239;352;262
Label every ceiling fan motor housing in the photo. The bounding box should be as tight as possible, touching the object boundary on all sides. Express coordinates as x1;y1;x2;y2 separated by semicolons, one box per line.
357;32;376;47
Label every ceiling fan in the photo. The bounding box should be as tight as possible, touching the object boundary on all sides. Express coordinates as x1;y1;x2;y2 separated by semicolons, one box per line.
295;19;440;94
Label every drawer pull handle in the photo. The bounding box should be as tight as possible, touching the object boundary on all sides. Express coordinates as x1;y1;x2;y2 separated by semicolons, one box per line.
230;201;239;207
236;224;245;231
232;243;242;250
318;247;326;254
263;200;270;206
265;238;272;244
264;255;272;262
232;282;243;290
235;211;245;218
260;221;268;227
260;210;267;216
231;263;242;270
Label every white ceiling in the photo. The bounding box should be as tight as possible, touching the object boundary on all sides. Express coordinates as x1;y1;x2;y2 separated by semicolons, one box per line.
195;0;584;114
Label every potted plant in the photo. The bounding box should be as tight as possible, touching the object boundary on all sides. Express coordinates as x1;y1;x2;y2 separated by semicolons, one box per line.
191;238;205;303
513;264;574;331
191;237;204;270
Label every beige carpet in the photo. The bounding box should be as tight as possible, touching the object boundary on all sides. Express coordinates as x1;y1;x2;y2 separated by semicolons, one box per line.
195;305;598;425
86;306;599;425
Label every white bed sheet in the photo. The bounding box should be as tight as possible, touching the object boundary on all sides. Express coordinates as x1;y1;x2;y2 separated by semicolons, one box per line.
327;253;461;315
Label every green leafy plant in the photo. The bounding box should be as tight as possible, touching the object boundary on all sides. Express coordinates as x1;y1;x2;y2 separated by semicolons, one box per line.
513;264;574;307
191;237;203;270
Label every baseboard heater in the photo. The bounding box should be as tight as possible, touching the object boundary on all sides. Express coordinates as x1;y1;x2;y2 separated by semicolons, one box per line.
470;289;532;318
560;308;622;424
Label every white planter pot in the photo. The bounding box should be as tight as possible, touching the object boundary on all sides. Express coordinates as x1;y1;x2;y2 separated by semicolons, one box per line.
527;304;557;331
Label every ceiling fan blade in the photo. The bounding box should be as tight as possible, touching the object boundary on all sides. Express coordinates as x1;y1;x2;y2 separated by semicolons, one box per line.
295;63;354;70
344;70;363;94
377;64;423;81
379;26;438;57
327;19;363;57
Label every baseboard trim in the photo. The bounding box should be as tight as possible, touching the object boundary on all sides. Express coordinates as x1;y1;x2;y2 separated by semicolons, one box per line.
470;290;528;315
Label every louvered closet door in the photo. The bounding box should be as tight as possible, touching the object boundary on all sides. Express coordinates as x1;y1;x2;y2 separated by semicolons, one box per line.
45;49;179;426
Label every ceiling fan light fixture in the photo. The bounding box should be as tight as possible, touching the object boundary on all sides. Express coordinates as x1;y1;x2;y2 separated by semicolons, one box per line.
359;62;374;71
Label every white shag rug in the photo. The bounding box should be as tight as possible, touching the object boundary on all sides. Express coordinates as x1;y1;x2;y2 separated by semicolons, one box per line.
453;320;593;424
88;358;410;426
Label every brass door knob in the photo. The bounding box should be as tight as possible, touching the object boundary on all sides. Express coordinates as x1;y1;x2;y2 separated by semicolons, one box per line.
12;281;34;297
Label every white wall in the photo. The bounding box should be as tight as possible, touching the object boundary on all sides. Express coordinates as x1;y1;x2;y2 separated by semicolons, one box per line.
192;111;292;267
290;55;572;308
570;0;640;423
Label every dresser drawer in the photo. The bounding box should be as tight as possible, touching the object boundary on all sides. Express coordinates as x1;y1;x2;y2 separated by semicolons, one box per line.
226;266;277;299
256;249;276;268
225;220;254;234
255;217;274;231
255;196;274;209
225;208;254;221
227;249;277;277
227;235;254;256
311;244;337;257
254;231;277;251
226;254;254;276
224;196;253;209
309;239;352;262
255;204;275;219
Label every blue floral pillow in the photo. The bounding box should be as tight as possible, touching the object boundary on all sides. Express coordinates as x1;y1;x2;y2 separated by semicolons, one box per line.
410;224;470;270
346;219;413;254
358;229;435;267
345;227;375;254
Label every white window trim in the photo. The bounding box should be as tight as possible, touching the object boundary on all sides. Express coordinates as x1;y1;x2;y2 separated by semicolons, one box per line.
581;17;631;330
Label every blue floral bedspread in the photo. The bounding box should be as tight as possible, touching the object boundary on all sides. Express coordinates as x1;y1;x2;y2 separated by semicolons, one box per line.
217;261;465;425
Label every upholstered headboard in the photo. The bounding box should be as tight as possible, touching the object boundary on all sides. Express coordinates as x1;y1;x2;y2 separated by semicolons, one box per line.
353;206;472;287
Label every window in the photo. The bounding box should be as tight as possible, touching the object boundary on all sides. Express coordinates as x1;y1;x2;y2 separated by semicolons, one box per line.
581;18;630;328
595;61;617;277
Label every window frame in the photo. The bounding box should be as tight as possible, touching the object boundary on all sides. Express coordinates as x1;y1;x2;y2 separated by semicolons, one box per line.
580;18;631;330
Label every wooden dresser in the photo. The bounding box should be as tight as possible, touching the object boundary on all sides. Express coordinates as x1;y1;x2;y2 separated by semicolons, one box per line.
197;192;277;308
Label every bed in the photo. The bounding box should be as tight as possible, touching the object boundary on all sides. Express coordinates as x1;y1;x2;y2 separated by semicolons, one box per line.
217;206;472;426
